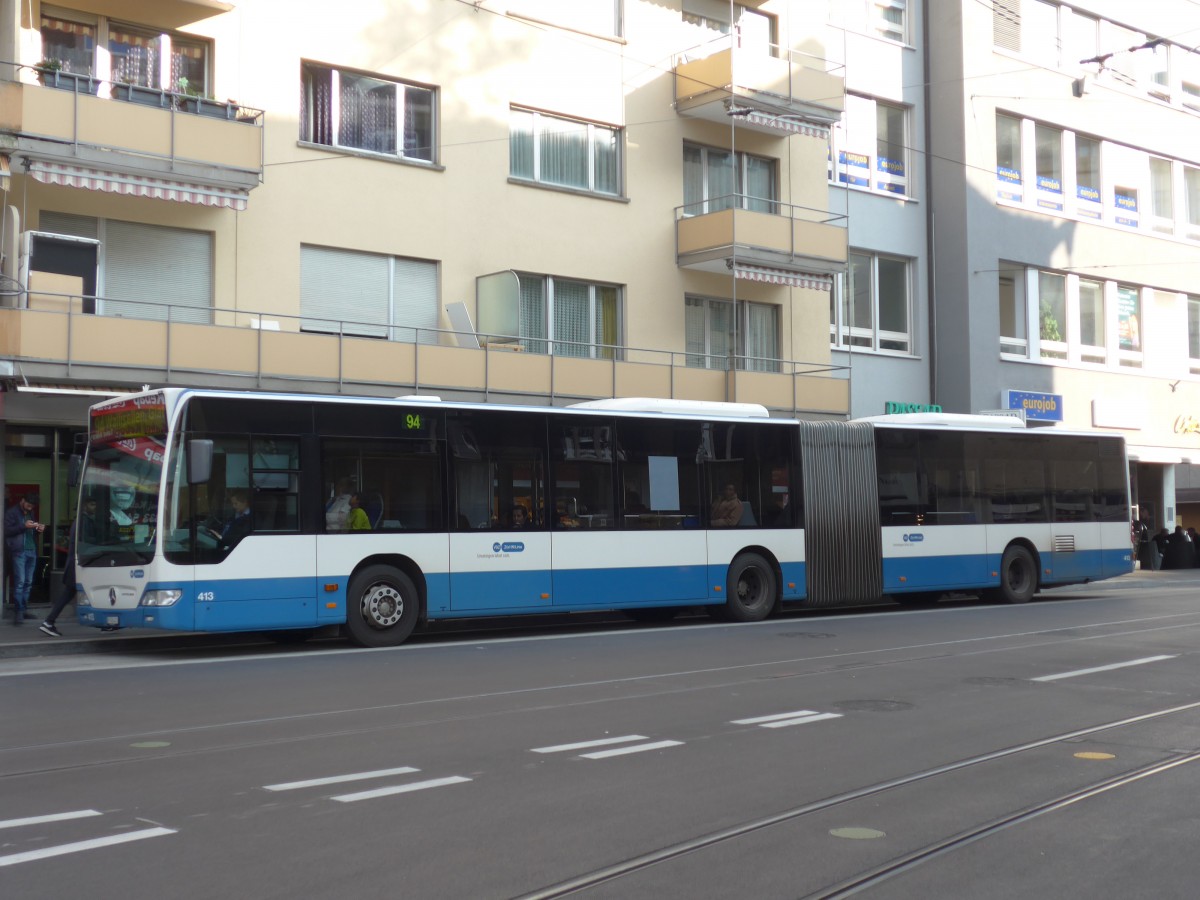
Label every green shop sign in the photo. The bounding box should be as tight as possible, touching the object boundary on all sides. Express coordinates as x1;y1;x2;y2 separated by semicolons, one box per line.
885;401;943;414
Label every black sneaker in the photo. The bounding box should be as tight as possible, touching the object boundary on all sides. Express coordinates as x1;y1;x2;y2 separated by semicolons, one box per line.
39;622;62;637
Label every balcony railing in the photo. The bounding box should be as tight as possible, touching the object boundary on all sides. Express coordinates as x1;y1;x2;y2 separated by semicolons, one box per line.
0;61;264;191
676;195;848;278
0;292;851;417
674;37;845;134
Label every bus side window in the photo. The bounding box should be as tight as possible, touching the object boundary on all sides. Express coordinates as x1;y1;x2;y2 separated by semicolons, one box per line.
552;419;614;529
449;412;545;530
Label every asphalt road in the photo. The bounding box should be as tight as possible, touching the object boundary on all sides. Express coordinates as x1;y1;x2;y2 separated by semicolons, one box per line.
4;573;1200;899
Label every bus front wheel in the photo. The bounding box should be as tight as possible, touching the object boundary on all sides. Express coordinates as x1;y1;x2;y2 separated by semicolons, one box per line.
723;552;777;622
345;565;420;647
991;545;1037;604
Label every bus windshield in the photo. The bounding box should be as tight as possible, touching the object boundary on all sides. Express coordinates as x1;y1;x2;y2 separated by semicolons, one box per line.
77;396;168;566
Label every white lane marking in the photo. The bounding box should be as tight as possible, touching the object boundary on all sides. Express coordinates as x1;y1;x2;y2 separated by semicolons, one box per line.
0;809;102;830
760;712;843;729
1032;655;1178;682
732;710;819;725
580;740;684;759
0;827;176;867
331;776;472;803
531;735;648;754
263;766;419;791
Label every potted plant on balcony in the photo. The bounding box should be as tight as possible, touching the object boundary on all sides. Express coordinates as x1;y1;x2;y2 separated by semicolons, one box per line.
113;77;168;107
35;58;63;87
175;77;235;119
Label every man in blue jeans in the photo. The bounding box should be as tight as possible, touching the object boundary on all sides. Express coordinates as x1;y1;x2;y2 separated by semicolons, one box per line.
4;494;44;625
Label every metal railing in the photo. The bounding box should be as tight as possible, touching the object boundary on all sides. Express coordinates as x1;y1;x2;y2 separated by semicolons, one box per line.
3;291;851;415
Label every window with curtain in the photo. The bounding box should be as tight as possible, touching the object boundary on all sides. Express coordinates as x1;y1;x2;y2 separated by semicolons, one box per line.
516;274;621;358
683;2;776;54
683;143;777;215
686;297;779;372
39;12;96;76
301;62;436;163
830;252;911;353
509;109;621;196
300;245;438;342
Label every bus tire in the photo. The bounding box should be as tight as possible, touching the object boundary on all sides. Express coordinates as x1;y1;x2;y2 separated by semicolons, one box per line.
723;552;777;622
993;545;1037;604
345;565;419;647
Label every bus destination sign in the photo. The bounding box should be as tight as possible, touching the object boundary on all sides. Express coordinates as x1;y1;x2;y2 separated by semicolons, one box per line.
91;394;168;444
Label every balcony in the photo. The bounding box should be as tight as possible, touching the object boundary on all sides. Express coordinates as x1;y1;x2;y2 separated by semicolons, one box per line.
674;40;844;136
676;198;848;286
0;293;850;418
0;64;263;209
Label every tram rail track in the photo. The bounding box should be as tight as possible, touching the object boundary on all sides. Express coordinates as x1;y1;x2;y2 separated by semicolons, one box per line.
514;699;1200;899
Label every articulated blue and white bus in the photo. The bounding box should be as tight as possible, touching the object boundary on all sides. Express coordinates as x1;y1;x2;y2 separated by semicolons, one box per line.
72;389;1132;646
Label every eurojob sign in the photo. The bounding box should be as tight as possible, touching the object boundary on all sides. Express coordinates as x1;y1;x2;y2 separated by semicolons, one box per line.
1004;390;1063;422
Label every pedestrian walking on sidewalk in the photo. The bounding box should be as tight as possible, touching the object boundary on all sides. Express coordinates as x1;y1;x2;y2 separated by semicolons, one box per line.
39;519;77;638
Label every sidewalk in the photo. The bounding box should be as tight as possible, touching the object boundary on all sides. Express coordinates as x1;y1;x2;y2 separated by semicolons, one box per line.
0;602;271;660
2;566;1193;661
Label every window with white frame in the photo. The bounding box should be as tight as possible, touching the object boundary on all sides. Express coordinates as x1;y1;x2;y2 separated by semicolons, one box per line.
830;252;911;353
832;95;909;196
683;142;777;214
996;113;1200;241
40;9;210;93
301;62;435;163
300;245;439;342
686;297;779;372
517;275;621;358
39;211;213;323
997;263;1143;369
510;109;621;196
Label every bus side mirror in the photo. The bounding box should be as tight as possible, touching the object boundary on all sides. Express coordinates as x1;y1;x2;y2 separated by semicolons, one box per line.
188;439;214;485
68;454;82;488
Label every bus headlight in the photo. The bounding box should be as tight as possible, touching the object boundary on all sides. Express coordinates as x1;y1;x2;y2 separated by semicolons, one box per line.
75;590;90;608
141;589;183;607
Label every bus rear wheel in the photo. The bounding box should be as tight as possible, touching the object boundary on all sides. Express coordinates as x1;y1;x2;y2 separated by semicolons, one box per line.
345;565;419;647
990;545;1037;604
723;552;777;622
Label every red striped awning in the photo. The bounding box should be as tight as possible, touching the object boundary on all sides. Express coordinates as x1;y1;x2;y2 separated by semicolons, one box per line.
729;263;833;290
27;160;248;210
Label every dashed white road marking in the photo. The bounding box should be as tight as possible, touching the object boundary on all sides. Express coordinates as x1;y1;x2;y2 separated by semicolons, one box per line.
1032;655;1177;682
580;740;684;759
531;735;648;754
0;827;176;867
263;766;419;791
0;810;102;830
332;776;472;803
732;710;843;728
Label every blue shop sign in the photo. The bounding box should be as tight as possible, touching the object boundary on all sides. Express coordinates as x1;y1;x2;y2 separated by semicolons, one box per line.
1004;390;1063;422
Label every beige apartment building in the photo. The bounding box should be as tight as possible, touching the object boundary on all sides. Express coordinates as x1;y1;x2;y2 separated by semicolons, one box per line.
1;0;866;588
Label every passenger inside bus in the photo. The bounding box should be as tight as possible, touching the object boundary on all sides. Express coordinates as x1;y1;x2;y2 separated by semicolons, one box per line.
710;483;744;527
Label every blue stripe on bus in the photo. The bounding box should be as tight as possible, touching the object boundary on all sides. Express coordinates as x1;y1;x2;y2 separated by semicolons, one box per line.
885;548;1133;593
